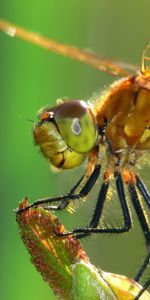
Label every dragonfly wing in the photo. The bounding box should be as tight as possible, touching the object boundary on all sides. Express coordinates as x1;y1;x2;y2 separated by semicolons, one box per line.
0;18;136;77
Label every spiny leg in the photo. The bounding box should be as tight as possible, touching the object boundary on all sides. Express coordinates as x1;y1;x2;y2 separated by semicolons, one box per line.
17;164;101;213
128;183;150;282
45;164;101;210
136;175;150;209
75;179;109;239
59;171;132;237
76;171;131;238
134;253;150;284
134;278;150;300
115;172;132;229
127;183;150;299
16;174;83;213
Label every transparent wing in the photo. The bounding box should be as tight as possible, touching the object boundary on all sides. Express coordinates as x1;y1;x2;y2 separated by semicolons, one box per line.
0;19;138;77
141;39;150;72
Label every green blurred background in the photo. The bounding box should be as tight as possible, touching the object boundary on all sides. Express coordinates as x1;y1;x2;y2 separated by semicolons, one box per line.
0;1;150;299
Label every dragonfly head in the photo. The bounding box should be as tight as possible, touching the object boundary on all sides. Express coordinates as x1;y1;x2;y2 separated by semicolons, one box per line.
33;100;98;169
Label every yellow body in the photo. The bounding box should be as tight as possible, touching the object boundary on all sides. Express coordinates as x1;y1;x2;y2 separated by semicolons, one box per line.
94;74;150;151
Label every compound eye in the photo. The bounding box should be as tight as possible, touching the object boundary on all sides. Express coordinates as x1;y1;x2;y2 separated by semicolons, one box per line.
54;100;97;153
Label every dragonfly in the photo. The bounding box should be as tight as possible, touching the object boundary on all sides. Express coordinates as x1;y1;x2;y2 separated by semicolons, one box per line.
0;19;150;299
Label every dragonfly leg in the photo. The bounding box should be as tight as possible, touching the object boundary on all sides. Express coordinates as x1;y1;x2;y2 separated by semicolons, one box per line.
59;171;132;237
134;277;150;300
136;175;150;209
46;164;101;210
127;182;150;299
128;183;150;281
17;164;101;213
